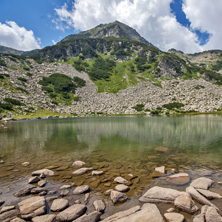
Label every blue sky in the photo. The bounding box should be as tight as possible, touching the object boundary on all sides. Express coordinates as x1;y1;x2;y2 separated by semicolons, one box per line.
0;0;75;47
0;0;221;53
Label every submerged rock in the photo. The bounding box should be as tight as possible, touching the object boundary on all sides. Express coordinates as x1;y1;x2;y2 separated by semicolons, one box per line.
72;168;93;175
114;177;128;184
22;162;30;167
72;161;86;168
32;169;54;177
139;186;185;203
110;190;128;204
56;204;87;221
92;170;104;176
166;173;190;185
190;177;214;190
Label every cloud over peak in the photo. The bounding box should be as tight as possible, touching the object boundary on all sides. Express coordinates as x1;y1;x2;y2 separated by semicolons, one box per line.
54;0;222;53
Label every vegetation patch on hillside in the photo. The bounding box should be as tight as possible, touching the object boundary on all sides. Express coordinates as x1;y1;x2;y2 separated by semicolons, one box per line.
38;73;86;104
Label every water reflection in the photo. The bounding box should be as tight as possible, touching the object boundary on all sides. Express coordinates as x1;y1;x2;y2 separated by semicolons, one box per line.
0;115;222;167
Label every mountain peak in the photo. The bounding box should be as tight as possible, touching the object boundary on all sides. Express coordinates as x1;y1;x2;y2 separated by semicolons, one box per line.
61;21;153;46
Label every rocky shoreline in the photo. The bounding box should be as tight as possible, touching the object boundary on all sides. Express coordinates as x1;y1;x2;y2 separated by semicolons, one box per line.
0;159;222;222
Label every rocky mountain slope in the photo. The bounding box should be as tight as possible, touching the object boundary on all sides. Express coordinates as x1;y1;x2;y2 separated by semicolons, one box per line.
1;21;222;116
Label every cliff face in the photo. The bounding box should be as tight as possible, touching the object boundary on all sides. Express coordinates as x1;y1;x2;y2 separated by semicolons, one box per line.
1;21;222;115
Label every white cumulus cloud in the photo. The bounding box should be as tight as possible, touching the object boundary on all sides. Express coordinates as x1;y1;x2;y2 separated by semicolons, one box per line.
54;0;205;53
183;0;222;51
0;21;41;51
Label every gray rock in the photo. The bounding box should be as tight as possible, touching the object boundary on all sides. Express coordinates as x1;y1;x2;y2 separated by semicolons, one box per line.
18;196;46;219
32;169;54;177
205;206;222;222
32;214;56;222
174;193;198;214
60;190;70;197
14;186;34;197
0;199;5;206
11;218;25;222
103;204;164;222
197;189;222;199
193;214;205;222
190;177;214;190
92;170;104;176
29;176;40;184
72;168;93;175
115;184;129;192
0;205;15;213
0;209;19;222
50;198;69;212
60;185;72;189
74;211;102;222
56;204;87;221
114;177;128;184
22;162;30;167
164;213;185;222
84;193;90;203
93;200;106;212
186;186;213;206
38;180;47;187
31;187;47;194
110;190;128;204
73;185;90;195
139;186;185;203
166;173;190;185
46;196;59;202
72;161;86;168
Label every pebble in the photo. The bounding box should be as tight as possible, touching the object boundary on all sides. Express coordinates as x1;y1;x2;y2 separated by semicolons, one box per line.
22;162;30;167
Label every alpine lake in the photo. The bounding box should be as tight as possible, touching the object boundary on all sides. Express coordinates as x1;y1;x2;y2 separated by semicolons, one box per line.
0;115;222;221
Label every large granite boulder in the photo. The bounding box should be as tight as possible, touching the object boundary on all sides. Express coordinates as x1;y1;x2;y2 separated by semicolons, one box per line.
139;186;185;203
103;204;164;222
18;196;46;220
